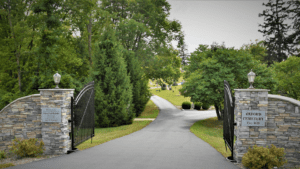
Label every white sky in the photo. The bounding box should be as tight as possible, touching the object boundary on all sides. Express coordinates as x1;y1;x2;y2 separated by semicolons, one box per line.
167;0;269;53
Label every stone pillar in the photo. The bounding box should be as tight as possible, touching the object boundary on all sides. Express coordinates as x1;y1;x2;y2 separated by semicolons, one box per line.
234;89;269;162
39;89;74;155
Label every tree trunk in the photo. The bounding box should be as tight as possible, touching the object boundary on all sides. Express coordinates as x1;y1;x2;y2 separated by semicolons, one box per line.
87;14;92;66
215;104;222;120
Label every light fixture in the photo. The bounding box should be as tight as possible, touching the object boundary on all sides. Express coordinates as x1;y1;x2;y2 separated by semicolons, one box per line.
247;69;256;89
53;72;61;89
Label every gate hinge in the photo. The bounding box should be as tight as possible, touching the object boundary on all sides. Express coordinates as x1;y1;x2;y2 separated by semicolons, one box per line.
68;120;73;123
233;122;237;126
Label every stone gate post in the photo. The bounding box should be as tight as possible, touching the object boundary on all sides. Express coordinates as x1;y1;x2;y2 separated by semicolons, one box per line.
234;89;269;162
39;89;74;155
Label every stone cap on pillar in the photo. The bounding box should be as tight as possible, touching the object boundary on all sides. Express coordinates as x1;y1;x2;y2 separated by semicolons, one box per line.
38;89;75;91
234;89;270;92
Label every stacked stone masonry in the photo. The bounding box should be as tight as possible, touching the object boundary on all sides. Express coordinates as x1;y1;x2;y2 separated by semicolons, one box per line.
0;94;42;152
39;89;74;155
0;89;74;155
234;89;300;168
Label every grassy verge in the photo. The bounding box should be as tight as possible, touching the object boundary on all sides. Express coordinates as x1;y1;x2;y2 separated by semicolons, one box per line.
190;117;231;158
0;163;14;168
149;85;191;107
76;121;151;150
137;100;159;118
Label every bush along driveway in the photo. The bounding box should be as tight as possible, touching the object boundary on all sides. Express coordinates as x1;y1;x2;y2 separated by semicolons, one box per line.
9;95;238;169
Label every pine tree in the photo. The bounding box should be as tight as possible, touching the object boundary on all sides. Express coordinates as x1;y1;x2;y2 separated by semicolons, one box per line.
92;28;133;127
122;49;151;117
258;0;292;65
287;0;300;56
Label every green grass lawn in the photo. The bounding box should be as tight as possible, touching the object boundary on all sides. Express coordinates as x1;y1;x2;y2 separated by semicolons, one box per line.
76;121;151;150
0;163;14;168
137;100;159;118
190;117;231;158
150;85;191;107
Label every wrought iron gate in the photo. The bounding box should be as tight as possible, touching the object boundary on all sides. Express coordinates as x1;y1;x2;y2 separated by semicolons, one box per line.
223;80;236;161
69;81;95;152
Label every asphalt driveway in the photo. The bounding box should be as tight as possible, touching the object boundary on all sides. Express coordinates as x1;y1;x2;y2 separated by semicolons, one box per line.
9;95;238;169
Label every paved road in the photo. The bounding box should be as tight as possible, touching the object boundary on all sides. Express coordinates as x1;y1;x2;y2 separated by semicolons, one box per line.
10;95;238;169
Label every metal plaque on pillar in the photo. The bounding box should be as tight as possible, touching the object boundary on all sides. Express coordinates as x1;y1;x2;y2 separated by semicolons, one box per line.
41;108;61;122
242;110;265;126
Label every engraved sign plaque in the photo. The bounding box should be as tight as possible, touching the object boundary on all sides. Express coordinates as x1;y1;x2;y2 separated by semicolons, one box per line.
41;108;61;122
242;110;265;126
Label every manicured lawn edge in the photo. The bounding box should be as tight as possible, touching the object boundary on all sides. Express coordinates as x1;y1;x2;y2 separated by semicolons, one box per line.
190;117;231;158
137;99;159;118
77;121;152;150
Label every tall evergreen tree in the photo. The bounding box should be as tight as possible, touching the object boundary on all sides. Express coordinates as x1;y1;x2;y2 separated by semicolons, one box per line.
122;49;151;117
92;28;133;127
258;0;291;65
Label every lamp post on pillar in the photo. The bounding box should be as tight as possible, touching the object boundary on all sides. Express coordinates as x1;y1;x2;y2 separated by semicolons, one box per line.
247;69;256;89
53;72;61;89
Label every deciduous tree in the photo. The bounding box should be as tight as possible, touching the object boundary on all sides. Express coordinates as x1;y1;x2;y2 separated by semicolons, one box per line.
180;46;276;120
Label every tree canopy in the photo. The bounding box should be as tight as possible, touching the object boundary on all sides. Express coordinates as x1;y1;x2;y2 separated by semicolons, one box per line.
180;44;276;120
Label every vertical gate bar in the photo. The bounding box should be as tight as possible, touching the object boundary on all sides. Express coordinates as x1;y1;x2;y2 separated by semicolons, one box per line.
71;96;75;150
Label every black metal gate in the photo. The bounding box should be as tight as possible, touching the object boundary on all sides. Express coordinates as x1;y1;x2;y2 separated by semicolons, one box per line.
223;80;236;161
68;81;95;152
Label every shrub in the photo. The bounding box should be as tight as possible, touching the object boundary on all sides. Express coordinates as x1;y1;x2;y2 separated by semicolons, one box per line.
161;84;167;90
182;101;191;109
194;102;202;110
0;150;6;159
202;103;210;110
10;138;45;158
242;144;287;169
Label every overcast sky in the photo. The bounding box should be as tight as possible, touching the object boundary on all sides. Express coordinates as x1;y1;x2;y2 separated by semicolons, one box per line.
167;0;269;54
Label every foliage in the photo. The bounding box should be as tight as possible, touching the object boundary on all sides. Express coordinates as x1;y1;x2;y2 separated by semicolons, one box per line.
101;0;183;84
0;150;6;159
182;101;191;109
92;28;133;127
240;40;267;63
287;0;300;57
161;84;167;90
242;144;287;169
0;0;180;123
0;0;90;111
202;103;210;110
10;138;44;158
273;56;300;100
180;44;276;120
122;49;151;117
194;102;202;110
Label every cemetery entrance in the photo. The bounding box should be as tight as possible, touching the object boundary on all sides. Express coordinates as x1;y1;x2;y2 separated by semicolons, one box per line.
69;81;95;151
